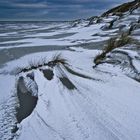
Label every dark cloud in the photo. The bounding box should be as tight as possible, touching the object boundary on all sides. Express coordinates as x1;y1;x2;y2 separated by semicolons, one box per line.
0;0;132;21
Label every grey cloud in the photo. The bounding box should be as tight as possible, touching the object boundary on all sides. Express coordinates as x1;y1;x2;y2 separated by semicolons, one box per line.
0;0;133;20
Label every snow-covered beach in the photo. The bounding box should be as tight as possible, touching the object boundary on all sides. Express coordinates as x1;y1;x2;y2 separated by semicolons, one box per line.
0;1;140;140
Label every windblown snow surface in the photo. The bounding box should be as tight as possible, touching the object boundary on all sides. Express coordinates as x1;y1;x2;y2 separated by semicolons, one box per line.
0;2;140;140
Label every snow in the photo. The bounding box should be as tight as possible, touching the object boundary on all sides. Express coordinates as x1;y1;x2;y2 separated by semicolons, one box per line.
0;4;140;140
16;50;140;140
132;35;140;41
0;48;140;140
133;59;140;71
0;22;111;50
0;74;16;104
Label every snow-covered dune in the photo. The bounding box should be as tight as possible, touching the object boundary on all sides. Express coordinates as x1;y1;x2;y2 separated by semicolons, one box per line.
0;47;140;140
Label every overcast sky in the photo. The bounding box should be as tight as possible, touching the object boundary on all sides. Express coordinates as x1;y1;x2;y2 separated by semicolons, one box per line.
0;0;132;21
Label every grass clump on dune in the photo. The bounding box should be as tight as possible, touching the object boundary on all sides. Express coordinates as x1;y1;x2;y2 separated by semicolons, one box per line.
102;0;139;17
48;53;68;67
94;33;131;65
14;54;68;74
94;38;116;65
